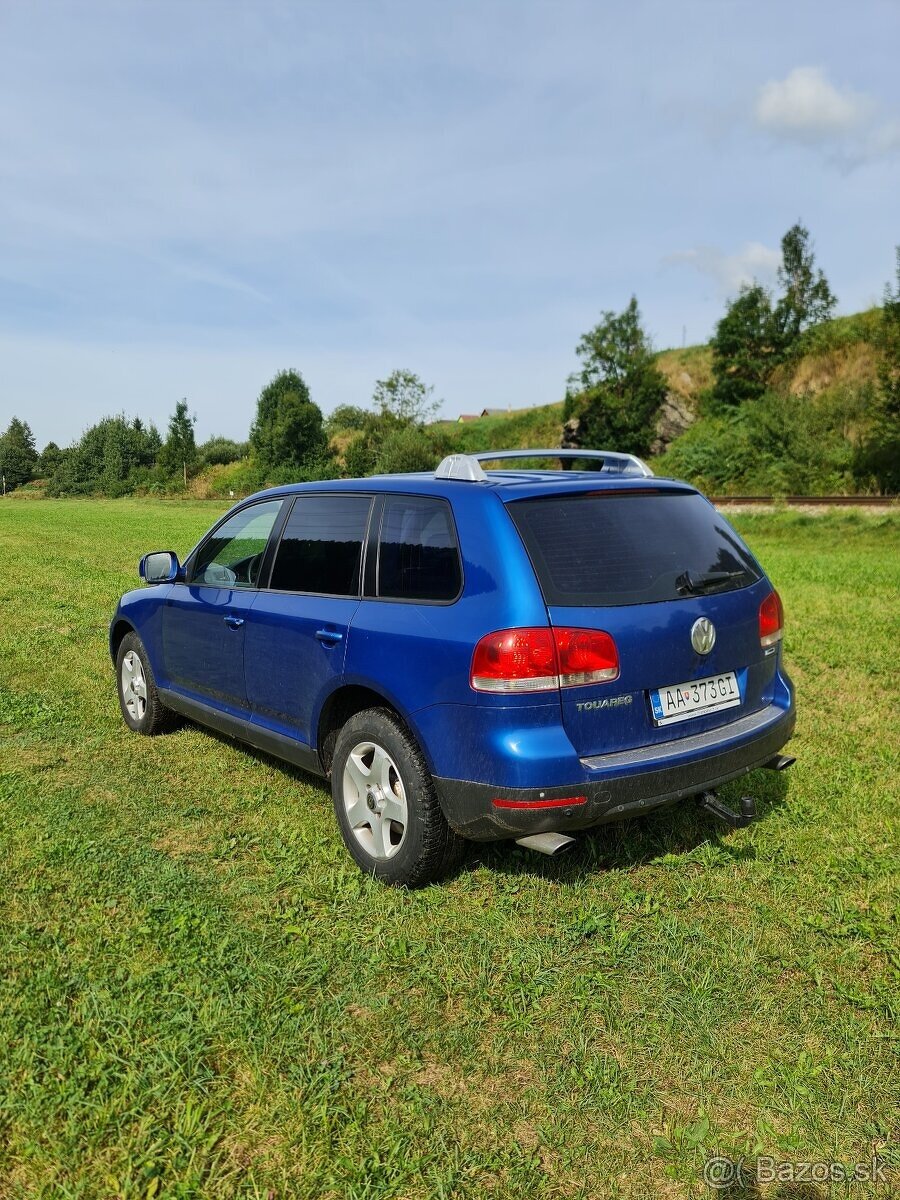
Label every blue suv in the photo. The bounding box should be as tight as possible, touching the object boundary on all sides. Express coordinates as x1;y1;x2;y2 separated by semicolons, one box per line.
110;450;795;885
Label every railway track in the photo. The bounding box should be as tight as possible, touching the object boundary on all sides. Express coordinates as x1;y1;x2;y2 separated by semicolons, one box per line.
710;495;897;507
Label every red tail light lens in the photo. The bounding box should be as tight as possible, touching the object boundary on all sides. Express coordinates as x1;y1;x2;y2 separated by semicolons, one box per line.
470;628;619;692
554;628;619;685
759;590;784;647
470;628;558;692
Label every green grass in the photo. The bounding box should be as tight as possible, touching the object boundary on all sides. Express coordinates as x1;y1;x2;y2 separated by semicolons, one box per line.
1;500;898;1198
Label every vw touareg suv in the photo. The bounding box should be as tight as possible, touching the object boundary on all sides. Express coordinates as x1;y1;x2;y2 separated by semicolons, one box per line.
110;450;795;885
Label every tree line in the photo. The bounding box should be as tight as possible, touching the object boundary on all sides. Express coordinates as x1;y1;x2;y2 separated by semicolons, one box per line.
0;367;443;497
2;223;897;496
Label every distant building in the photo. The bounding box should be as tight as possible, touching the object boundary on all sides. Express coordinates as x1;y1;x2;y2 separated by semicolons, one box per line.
480;407;509;417
456;414;480;423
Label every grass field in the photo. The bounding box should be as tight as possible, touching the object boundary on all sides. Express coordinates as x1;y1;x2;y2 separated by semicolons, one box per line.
1;500;898;1198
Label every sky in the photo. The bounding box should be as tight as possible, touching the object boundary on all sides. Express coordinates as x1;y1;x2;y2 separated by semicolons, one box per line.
1;0;898;449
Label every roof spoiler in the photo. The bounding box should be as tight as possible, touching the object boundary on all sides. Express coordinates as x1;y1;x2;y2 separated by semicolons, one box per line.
434;449;654;481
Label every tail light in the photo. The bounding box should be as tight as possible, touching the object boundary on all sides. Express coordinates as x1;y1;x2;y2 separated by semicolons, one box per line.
470;627;619;693
555;628;619;686
759;590;784;648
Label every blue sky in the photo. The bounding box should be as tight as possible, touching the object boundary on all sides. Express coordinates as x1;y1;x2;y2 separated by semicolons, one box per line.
1;0;898;448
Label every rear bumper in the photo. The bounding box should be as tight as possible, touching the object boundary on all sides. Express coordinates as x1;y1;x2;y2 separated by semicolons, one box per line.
434;699;796;840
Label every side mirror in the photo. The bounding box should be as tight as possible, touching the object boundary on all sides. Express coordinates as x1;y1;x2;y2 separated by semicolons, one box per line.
140;550;180;584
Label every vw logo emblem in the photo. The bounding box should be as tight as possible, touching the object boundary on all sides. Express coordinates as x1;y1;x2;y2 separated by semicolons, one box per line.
691;617;716;655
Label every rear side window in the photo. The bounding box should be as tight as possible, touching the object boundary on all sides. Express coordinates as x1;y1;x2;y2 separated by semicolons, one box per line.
509;492;761;607
378;496;462;602
270;494;372;595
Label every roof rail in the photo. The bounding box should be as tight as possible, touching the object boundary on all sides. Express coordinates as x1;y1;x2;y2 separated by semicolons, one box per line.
434;448;654;481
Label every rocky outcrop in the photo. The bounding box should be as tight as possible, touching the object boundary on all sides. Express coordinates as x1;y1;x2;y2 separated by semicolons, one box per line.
650;392;695;455
560;393;695;459
561;416;582;450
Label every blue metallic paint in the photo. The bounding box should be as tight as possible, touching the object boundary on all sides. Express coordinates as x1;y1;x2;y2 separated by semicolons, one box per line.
161;585;257;715
245;591;358;747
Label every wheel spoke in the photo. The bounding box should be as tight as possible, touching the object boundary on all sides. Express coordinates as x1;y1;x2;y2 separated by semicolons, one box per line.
367;814;388;858
346;749;372;795
377;750;395;796
381;791;406;827
345;795;370;829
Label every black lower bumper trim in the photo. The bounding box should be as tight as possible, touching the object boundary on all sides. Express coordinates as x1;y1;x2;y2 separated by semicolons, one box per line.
434;704;795;840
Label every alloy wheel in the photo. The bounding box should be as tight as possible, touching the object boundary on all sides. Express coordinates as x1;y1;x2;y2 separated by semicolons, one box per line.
342;740;409;859
121;650;148;722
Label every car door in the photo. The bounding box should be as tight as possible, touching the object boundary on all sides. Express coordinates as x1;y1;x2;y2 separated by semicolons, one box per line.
244;492;374;749
162;498;284;717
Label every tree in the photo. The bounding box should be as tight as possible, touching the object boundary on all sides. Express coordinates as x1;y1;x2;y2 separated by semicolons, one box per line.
337;372;438;478
774;223;837;345
158;399;198;480
48;415;161;497
855;248;900;491
0;418;38;491
711;222;837;405
342;411;405;478
325;404;370;436
711;284;780;406
198;436;248;466
373;425;438;474
573;297;655;392
876;248;900;417
565;297;667;456
250;369;329;478
37;441;65;477
372;370;439;425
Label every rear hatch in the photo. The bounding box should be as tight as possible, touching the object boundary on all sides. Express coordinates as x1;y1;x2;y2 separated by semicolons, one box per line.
507;488;778;757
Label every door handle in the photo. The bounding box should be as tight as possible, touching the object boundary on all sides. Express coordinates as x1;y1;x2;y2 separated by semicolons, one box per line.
315;628;343;645
224;615;245;629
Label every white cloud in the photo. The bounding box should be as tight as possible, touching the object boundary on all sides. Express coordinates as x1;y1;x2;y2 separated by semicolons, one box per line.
755;66;873;141
664;242;781;297
753;66;899;167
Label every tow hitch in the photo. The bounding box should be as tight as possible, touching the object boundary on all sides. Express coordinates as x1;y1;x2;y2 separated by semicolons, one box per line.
698;790;758;829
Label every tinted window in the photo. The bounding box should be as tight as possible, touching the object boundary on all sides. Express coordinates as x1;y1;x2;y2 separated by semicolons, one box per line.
378;496;461;602
192;500;282;588
271;494;371;595
509;492;760;606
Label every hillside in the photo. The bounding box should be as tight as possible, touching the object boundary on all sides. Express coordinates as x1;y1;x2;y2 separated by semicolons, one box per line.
426;309;884;493
430;401;565;454
427;343;718;459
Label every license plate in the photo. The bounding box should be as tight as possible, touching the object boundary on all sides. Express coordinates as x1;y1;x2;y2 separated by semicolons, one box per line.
650;671;741;726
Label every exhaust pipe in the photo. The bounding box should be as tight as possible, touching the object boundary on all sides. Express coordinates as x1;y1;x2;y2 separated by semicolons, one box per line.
515;831;576;856
764;754;796;771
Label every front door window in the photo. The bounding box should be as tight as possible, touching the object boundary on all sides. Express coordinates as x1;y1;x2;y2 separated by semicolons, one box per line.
191;500;283;588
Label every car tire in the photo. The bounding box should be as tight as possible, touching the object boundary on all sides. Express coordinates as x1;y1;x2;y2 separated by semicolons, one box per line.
116;631;178;736
331;707;467;887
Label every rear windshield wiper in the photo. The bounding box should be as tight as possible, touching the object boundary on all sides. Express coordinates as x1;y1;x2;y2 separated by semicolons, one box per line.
676;569;746;595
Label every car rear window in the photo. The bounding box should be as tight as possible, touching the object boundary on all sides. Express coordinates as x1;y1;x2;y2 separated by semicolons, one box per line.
508;492;761;607
270;494;372;596
378;495;462;602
